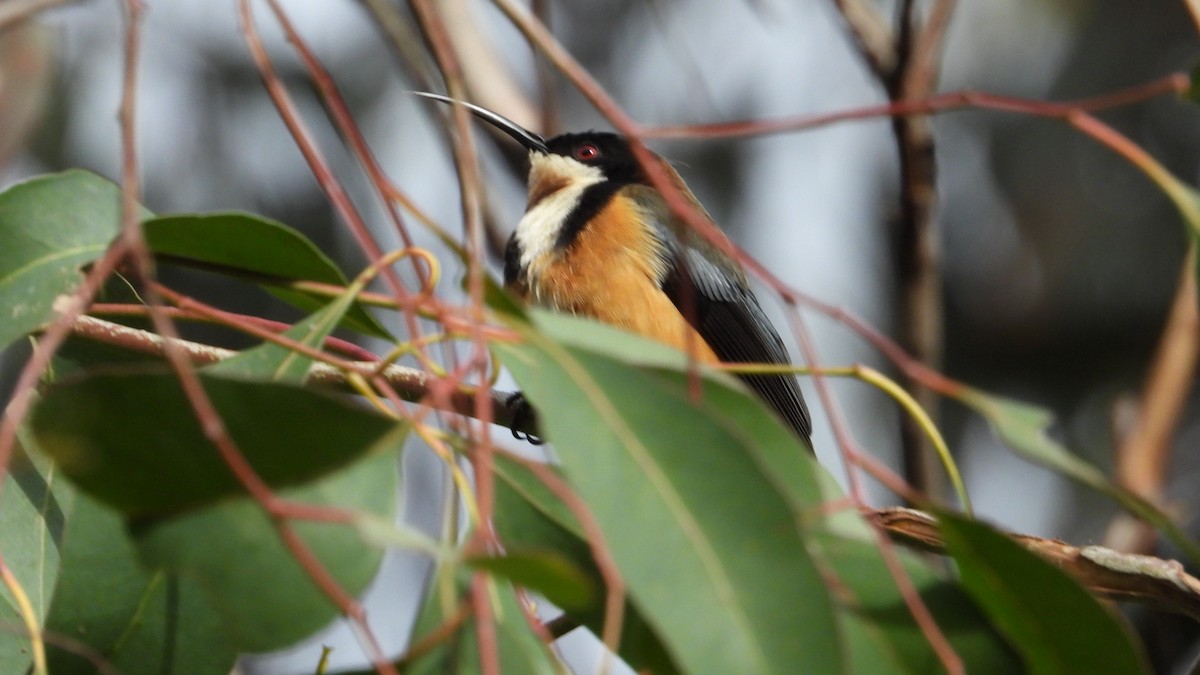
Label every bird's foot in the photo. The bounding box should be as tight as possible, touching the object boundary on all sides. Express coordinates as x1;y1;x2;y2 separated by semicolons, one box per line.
505;391;543;445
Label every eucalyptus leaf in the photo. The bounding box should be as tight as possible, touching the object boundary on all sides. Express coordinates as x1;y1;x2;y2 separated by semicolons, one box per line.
957;388;1200;564
494;311;841;675
135;446;400;652
29;371;400;517
0;170;138;349
0;444;74;671
42;494;236;675
401;565;564;675
143;212;391;339
939;511;1148;675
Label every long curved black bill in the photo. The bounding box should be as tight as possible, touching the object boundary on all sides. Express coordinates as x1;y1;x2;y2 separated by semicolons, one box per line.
412;91;549;154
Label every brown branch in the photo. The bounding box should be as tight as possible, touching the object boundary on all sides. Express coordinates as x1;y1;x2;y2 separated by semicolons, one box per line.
1106;249;1200;554
825;0;895;76
238;0;411;312
886;0;952;504
65;314;528;434
641;74;1190;140
872;507;1200;620
262;0;428;292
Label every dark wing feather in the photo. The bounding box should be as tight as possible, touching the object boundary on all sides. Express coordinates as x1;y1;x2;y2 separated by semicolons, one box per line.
662;247;814;449
625;183;813;448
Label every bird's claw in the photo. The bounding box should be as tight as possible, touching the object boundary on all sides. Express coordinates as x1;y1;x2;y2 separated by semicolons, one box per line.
505;391;543;445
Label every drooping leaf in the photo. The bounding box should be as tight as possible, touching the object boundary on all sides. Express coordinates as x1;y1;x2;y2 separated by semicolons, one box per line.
29;371;400;517
493;311;841;675
142;213;391;339
135;444;401;652
939;511;1149;675
466;549;594;612
42;494;236;675
0;170;139;349
956;387;1200;564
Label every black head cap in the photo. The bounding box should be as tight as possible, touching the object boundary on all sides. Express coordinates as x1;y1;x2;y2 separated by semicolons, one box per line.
544;132;646;186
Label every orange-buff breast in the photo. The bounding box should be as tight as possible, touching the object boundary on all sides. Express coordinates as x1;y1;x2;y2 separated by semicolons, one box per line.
519;196;720;364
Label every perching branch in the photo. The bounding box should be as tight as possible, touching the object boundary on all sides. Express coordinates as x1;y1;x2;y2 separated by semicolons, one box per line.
65;314;532;436
873;507;1200;620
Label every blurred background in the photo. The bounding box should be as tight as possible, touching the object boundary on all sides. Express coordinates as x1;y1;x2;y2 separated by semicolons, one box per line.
2;0;1199;672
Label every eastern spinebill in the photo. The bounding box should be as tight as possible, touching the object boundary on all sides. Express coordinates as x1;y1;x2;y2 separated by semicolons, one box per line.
417;93;813;450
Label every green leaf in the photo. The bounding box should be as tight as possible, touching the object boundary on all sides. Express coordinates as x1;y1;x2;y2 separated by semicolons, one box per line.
135;444;400;652
466;550;594;612
43;494;236;675
957;388;1200;564
0;443;74;671
493;311;841;675
402;565;564;675
938;511;1149;675
492;455;679;675
29;371;400;517
0;170;137;349
494;452;1019;675
816;533;1019;674
142;212;392;339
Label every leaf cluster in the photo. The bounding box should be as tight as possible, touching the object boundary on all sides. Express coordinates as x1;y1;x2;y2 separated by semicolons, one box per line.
0;170;1162;674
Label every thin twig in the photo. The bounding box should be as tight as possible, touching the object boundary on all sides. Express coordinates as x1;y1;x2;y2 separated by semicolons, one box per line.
824;0;895;75
263;0;429;299
884;0;955;509
407;3;502;671
65;313;526;432
238;1;412;314
641;74;1190;139
506;455;626;666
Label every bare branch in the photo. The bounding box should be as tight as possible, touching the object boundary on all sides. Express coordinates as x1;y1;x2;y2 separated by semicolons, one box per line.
66;314;527;434
825;0;896;76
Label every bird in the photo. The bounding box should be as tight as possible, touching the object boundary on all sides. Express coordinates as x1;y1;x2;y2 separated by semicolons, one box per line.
416;92;813;450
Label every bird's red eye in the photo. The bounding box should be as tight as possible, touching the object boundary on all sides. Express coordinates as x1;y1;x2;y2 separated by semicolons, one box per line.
574;144;600;162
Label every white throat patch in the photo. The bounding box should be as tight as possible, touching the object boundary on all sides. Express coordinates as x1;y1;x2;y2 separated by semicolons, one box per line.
515;153;605;269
